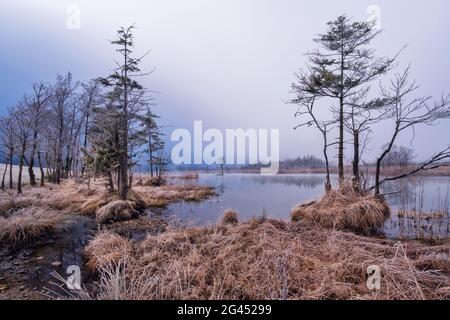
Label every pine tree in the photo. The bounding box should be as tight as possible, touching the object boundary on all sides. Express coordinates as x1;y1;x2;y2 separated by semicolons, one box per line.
292;15;397;183
100;25;148;200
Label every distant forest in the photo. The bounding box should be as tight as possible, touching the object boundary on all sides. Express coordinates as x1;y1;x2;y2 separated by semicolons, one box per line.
166;154;327;172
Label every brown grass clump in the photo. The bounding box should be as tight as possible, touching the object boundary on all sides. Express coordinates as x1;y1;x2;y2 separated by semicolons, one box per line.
221;210;239;225
96;200;139;224
84;220;450;300
78;189;146;223
0;180;92;216
76;186;98;197
0;197;16;216
291;201;315;223
414;253;450;274
0;206;65;249
141;177;166;187
84;231;132;272
106;216;168;238
127;189;147;211
291;188;389;235
79;195;110;216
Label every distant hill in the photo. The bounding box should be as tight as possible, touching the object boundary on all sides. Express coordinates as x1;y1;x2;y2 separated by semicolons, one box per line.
165;155;329;172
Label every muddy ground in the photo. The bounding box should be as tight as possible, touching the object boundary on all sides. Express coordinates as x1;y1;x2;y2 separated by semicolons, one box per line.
0;178;216;300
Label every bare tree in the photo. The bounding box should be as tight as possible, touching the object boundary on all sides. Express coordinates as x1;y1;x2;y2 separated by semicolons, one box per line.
64;98;86;178
383;144;415;169
48;73;78;184
373;66;450;195
27;82;50;186
11;104;33;194
292;96;335;191
0;116;15;190
139;105;163;178
343;90;387;190
80;80;101;175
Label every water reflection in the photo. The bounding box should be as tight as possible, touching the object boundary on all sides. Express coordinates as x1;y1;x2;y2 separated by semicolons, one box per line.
248;174;325;189
160;173;450;240
383;177;450;240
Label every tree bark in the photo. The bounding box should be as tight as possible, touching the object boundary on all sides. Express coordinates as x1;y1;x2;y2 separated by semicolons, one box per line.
1;159;8;190
149;131;154;177
108;171;114;192
118;41;129;201
56;108;64;184
38;151;45;186
375;126;399;196
128;171;133;189
338;44;345;182
352;130;360;191
17;151;25;194
323;138;331;192
9;151;13;189
28;131;38;186
81;108;90;175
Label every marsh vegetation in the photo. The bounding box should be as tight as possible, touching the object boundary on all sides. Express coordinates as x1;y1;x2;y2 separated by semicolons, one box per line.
1;15;450;301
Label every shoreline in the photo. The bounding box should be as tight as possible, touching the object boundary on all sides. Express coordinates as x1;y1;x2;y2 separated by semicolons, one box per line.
0;178;449;300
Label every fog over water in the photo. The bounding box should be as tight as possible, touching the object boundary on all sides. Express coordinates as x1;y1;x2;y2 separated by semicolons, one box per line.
1;0;449;162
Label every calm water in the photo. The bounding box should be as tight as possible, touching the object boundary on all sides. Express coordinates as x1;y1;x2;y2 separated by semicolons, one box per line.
161;173;450;240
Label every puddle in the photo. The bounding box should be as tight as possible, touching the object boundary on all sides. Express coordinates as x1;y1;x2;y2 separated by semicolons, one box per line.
0;215;96;299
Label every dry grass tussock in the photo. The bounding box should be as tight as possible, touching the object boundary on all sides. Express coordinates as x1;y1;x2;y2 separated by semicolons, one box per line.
0;180;97;216
79;189;146;224
96;200;139;224
0;180;99;248
0;206;66;248
291;186;390;235
133;185;216;207
82;220;450;300
84;230;132;272
134;177;166;187
105;215;168;238
221;210;239;225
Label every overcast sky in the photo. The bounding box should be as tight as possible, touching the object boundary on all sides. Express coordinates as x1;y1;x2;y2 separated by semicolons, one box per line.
1;0;449;162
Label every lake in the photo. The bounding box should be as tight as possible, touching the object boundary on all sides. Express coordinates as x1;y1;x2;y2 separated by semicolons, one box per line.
159;173;450;240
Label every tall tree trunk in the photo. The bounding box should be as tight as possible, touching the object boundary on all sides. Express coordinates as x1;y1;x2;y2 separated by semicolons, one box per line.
56;110;64;184
38;151;45;186
322;134;331;192
352;130;360;191
81;109;90;175
375;160;382;196
338;45;345;183
17;152;25;194
128;171;133;189
338;96;344;182
65;149;71;178
9;151;13;189
375;126;400;196
1;159;8;190
28;131;38;186
148;129;154;177
149;145;154;177
108;171;114;192
118;42;129;201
